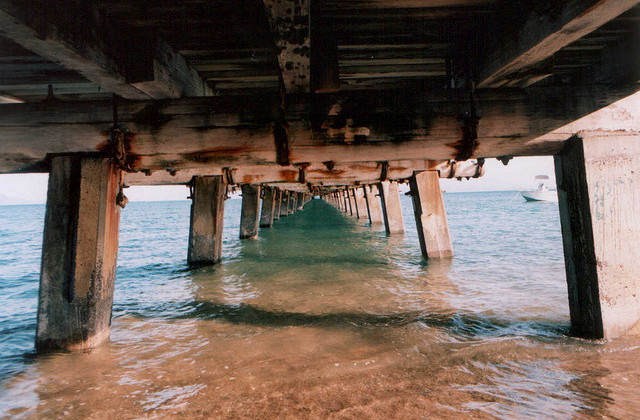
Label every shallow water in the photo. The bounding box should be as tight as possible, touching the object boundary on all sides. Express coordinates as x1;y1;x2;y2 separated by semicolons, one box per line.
2;192;640;419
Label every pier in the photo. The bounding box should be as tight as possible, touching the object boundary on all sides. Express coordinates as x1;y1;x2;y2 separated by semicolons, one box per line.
0;0;639;351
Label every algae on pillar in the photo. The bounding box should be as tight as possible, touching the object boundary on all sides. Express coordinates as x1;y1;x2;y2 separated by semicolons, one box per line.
378;180;404;234
555;131;640;339
240;184;261;239
409;171;453;259
260;186;277;228
37;155;122;351
188;176;226;266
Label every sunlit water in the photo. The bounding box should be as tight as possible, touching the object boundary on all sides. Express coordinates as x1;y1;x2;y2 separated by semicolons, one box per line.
2;192;640;419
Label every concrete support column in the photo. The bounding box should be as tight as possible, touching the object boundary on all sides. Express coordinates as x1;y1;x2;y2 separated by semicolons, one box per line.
288;192;296;214
273;189;281;221
364;184;383;224
188;176;226;266
36;155;122;351
280;191;289;217
555;131;640;339
342;190;349;213
297;192;305;210
354;187;368;220
259;186;277;228
346;188;354;216
240;184;261;239
409;171;453;259
350;188;361;218
378;180;405;234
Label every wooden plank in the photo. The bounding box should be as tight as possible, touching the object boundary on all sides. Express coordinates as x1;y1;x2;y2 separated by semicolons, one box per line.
0;2;211;99
479;0;640;88
0;2;149;99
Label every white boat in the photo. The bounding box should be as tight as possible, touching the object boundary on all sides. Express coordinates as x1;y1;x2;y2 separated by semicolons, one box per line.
521;175;558;202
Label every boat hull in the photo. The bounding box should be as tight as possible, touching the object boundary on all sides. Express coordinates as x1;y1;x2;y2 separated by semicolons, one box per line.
521;190;558;202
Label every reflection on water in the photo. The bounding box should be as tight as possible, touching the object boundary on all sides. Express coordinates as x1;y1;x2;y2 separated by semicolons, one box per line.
2;194;640;418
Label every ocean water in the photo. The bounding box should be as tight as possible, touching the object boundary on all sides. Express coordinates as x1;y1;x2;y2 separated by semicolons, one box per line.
1;191;640;419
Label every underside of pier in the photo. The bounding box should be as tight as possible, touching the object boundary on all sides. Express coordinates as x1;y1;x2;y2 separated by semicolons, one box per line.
0;0;638;349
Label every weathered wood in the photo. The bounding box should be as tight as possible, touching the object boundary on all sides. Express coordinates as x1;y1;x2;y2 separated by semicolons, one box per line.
364;184;383;224
479;0;639;88
128;39;214;98
188;176;225;265
1;85;638;173
36;155;121;351
124;160;441;186
263;0;310;94
378;180;405;234
260;187;277;228
409;171;453;259
0;2;211;99
240;184;261;239
555;130;640;339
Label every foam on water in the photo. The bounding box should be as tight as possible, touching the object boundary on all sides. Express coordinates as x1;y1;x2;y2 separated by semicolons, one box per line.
2;193;640;418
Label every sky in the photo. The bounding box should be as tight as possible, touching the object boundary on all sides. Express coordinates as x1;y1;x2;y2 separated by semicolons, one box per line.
0;156;555;205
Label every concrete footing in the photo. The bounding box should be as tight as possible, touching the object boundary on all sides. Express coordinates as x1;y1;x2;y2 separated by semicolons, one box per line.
240;184;261;239
187;176;225;265
409;171;453;259
555;131;640;339
378;180;404;234
36;155;121;351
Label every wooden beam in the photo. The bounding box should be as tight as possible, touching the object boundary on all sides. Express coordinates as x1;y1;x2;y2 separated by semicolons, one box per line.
478;0;640;88
0;1;211;99
128;39;213;99
1;84;638;173
263;0;311;94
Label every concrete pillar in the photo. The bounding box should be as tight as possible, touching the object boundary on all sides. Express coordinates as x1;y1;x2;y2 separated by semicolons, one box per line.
364;184;383;224
240;184;261;239
555;131;640;339
288;191;296;214
349;188;361;218
409;171;453;259
297;192;305;210
342;190;349;213
280;191;289;217
259;186;277;228
36;155;121;351
346;188;354;216
273;189;281;220
354;187;368;220
188;176;225;266
378;180;404;234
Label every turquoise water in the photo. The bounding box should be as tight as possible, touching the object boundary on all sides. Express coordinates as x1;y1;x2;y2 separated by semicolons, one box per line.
1;192;640;418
